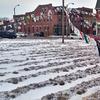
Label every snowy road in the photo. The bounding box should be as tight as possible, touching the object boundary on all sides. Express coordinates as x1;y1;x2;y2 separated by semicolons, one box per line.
0;38;99;100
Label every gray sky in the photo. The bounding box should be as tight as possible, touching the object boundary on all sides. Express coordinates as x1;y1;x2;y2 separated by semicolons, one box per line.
0;0;97;18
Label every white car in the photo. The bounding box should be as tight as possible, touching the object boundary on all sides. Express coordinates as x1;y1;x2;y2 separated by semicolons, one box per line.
68;33;82;39
16;32;26;38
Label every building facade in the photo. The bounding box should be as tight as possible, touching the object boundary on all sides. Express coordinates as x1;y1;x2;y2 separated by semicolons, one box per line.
77;7;94;24
77;7;95;35
14;4;95;37
13;4;67;37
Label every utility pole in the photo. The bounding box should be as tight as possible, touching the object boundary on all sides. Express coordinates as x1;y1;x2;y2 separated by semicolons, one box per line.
62;0;65;43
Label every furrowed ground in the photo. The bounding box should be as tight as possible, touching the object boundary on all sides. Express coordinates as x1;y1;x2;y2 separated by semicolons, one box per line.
0;38;99;100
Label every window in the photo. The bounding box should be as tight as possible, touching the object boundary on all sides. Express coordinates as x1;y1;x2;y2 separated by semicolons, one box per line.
36;27;38;32
40;27;41;30
47;27;49;31
28;27;30;33
32;27;34;33
71;33;77;36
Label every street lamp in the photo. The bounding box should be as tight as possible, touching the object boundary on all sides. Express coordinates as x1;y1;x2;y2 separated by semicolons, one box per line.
13;4;20;33
66;3;74;9
14;4;20;15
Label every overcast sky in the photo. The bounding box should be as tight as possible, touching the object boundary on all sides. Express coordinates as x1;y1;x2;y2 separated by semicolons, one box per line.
0;0;97;18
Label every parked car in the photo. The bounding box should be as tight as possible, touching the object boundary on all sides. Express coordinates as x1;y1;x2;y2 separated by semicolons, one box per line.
68;33;82;39
34;32;44;37
0;31;17;39
16;32;27;38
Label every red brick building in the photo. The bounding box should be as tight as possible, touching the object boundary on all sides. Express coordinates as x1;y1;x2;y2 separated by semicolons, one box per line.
14;4;67;37
77;7;94;24
95;0;100;35
77;7;95;35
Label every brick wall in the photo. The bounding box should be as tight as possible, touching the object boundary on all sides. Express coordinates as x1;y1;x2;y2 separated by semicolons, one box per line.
13;4;67;37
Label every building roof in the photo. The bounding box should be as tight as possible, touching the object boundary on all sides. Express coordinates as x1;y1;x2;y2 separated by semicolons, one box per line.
13;14;25;18
33;4;53;16
77;7;93;13
95;0;100;9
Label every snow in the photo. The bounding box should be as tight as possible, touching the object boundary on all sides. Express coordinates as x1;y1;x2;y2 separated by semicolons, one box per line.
70;86;100;100
14;74;100;100
0;63;98;92
0;38;99;100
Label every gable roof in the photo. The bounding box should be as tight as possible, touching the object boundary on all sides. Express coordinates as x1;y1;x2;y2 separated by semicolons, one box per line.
95;0;100;9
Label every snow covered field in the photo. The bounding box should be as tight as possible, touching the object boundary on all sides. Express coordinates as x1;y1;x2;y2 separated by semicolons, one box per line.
0;38;100;100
